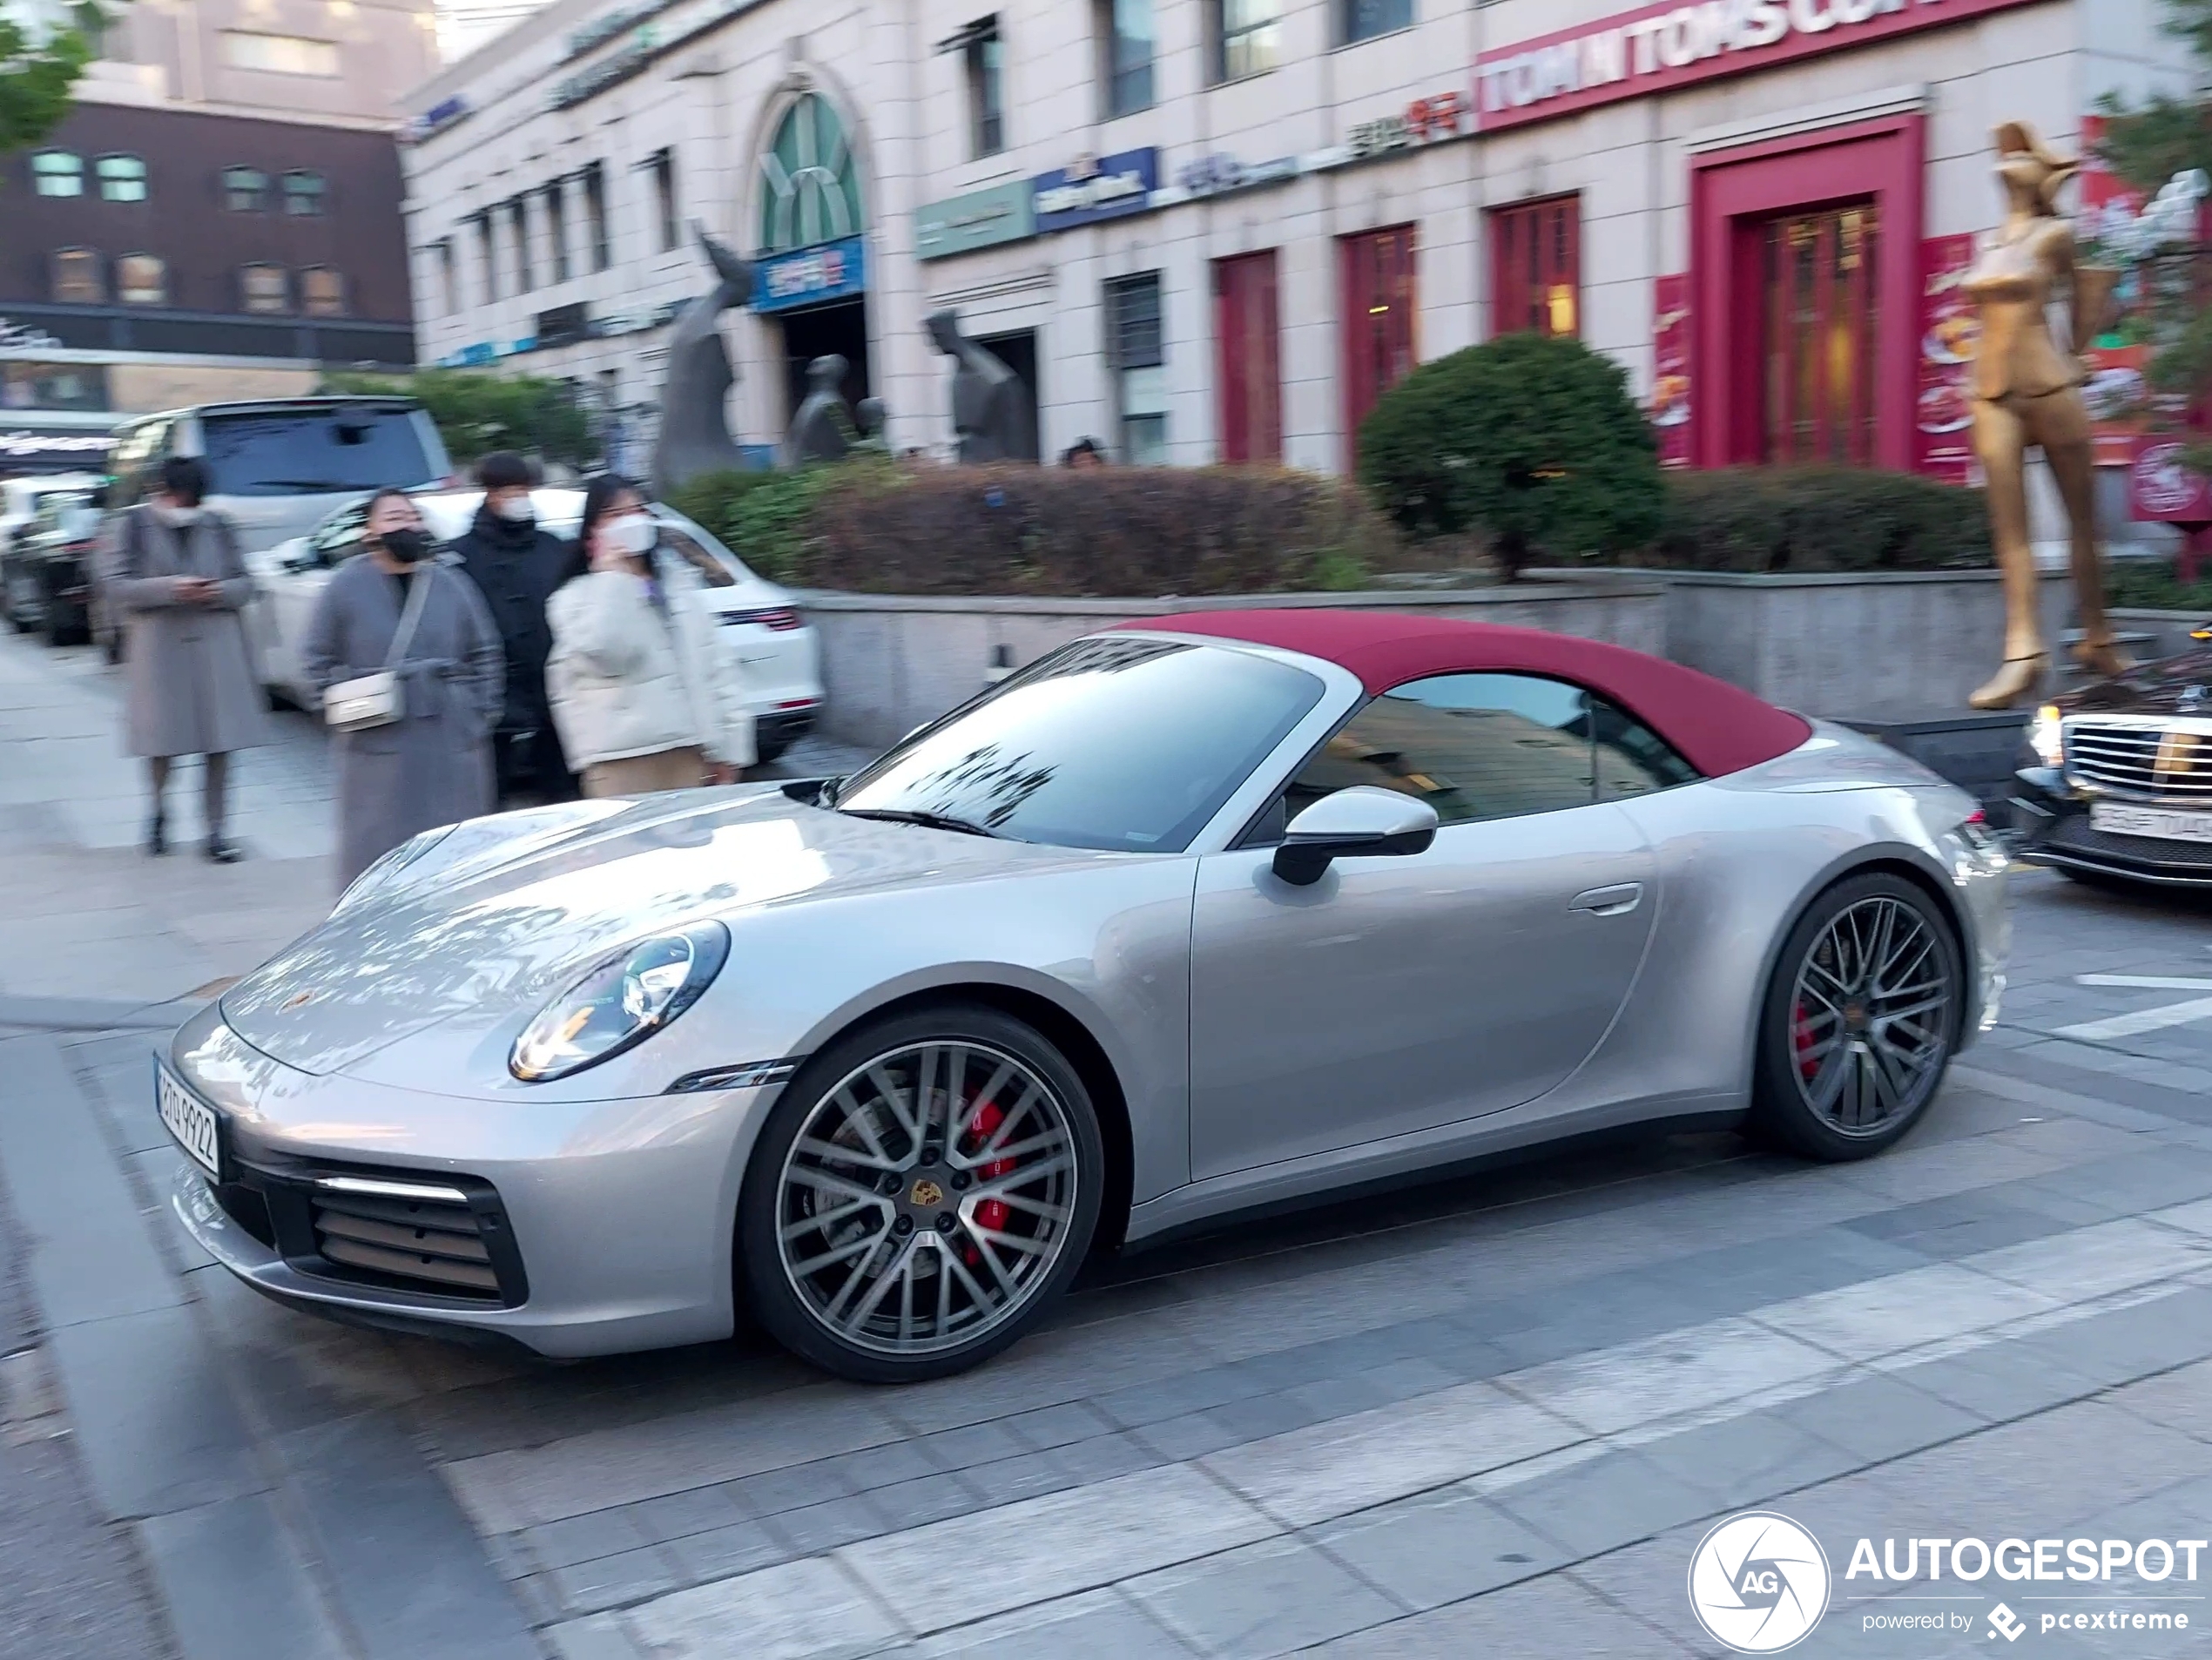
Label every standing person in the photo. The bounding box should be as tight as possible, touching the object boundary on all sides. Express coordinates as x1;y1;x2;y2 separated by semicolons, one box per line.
546;475;754;799
447;451;574;803
104;455;269;862
301;489;504;890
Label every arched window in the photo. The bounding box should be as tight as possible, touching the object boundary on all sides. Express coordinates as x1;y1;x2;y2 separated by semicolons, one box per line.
51;249;104;303
282;170;326;216
97;155;148;202
300;267;345;317
31;152;84;197
239;263;289;314
117;253;167;305
757;94;862;254
223;166;268;211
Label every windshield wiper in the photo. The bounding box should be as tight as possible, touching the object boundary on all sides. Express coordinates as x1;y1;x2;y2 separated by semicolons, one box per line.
246;478;355;490
839;807;1008;840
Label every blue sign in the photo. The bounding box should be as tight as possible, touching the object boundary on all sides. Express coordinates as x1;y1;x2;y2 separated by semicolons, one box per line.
752;235;867;314
1031;149;1158;233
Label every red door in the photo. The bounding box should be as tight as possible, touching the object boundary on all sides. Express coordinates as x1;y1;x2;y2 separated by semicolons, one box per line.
1339;225;1419;466
1761;204;1881;465
1214;250;1282;464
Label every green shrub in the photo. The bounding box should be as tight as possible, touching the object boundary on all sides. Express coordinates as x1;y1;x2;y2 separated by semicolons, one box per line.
319;369;594;469
1357;334;1663;577
1640;467;1990;573
666;462;1397;595
2105;559;2212;613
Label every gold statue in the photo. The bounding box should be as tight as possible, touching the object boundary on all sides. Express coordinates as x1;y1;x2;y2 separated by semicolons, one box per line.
1965;120;2127;711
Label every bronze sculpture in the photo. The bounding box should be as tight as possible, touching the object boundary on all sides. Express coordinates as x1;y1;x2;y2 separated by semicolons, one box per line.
1965;121;2127;710
925;309;1036;462
651;223;756;501
784;354;853;466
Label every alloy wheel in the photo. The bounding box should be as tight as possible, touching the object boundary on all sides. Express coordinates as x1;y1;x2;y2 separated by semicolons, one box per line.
1789;895;1953;1137
774;1040;1080;1356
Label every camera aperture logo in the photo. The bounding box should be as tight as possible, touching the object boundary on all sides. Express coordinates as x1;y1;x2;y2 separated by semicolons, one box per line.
1689;1512;1832;1653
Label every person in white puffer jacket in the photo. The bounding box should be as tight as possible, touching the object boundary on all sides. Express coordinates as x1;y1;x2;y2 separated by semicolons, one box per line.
545;474;756;798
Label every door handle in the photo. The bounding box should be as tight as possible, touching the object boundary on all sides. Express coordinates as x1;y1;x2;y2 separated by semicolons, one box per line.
1568;882;1643;918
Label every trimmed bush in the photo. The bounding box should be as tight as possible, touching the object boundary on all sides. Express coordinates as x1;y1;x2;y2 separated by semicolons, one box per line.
2105;559;2212;613
320;369;595;469
1640;467;1991;573
1357;334;1664;577
669;461;1397;596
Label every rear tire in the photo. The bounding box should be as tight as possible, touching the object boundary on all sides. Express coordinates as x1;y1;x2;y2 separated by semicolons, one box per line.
1749;872;1963;1162
738;1003;1103;1383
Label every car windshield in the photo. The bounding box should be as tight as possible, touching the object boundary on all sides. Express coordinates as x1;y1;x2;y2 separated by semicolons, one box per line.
834;638;1325;853
199;408;436;497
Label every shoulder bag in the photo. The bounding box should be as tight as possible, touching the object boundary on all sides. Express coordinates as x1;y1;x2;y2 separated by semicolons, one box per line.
324;567;434;732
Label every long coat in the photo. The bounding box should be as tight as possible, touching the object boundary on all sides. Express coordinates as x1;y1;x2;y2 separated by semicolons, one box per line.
447;506;567;732
103;506;271;759
301;552;505;889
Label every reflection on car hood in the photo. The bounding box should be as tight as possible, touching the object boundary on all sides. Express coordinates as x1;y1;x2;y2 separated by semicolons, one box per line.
2061;645;2212;719
219;789;1102;1076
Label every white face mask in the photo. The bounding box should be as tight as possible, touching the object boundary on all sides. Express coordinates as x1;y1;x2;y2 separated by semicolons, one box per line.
152;503;200;529
493;495;535;523
607;514;658;557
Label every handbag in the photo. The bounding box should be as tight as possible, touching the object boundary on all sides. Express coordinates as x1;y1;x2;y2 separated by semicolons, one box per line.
325;566;433;732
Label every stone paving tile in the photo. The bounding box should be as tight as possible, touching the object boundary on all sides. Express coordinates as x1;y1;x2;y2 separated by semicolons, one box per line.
1310;1487;1568;1612
1305;1571;1697;1658
660;1518;789;1583
1123;1533;1403;1657
901;1587;1195;1658
2104;1357;2212;1443
619;1484;747;1548
545;1543;682;1616
1885;1336;2108;1426
1771;1373;1988;1466
522;1509;652;1572
623;1555;902;1660
1630;1407;1864;1505
1489;1447;1726;1560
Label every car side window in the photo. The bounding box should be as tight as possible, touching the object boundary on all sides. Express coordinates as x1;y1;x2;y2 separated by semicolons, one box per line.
1259;671;1699;840
309;503;368;564
658;525;736;588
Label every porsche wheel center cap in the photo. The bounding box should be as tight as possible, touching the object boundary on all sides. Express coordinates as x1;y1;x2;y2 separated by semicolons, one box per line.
909;1178;944;1209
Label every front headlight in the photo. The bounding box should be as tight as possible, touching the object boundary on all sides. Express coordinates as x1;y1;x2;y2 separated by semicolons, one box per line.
510;921;730;1082
2027;702;2064;769
332;825;455;917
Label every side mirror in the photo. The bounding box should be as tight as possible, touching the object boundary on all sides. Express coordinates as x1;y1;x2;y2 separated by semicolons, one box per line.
1271;786;1440;887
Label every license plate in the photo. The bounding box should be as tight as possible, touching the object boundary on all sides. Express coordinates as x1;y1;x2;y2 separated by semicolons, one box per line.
2091;802;2212;844
157;1063;223;1180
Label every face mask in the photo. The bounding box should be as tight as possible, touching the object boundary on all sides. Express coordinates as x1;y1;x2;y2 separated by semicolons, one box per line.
493;496;535;523
152;503;199;529
379;527;432;565
608;515;658;557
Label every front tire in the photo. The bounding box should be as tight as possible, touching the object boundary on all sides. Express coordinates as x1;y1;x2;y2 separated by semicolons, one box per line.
1750;872;1963;1161
738;1004;1103;1383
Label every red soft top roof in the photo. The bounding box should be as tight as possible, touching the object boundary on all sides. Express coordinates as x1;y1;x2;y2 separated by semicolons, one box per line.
1119;610;1811;779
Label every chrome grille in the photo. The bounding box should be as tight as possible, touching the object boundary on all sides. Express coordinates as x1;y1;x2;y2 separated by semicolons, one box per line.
308;1187;500;1299
2065;719;2212;802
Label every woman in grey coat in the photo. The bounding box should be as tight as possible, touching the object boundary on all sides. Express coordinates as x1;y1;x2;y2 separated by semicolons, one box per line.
105;455;270;860
302;489;505;891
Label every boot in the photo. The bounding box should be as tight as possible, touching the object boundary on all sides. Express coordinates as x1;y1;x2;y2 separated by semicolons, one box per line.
1968;655;2048;711
145;812;167;856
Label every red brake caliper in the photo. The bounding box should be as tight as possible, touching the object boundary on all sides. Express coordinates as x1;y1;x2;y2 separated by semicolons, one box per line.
1792;999;1819;1081
961;1100;1014;1265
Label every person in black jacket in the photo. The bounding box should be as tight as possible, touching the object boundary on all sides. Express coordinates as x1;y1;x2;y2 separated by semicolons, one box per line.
447;452;575;803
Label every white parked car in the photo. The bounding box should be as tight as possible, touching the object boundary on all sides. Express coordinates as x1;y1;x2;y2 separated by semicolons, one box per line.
242;487;825;762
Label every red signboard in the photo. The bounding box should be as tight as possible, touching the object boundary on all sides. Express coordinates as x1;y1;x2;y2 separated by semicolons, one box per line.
1651;274;1691;469
1475;0;2045;136
2130;437;2212;524
2078;113;2153;468
1916;233;1979;484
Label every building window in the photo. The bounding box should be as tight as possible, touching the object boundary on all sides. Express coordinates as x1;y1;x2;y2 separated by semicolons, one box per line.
435;240;457;314
473;213;496;302
582;164;610;272
1215;250;1282;464
1339;224;1418;461
1106;271;1168;465
117;253;166;305
1101;0;1154;118
545;183;570;284
97;155;148;203
1339;0;1413;45
51;249;104;304
1490;195;1581;340
647;150;678;253
1763;204;1881;467
966;19;1005;158
758;94;864;254
31;151;83;197
240;263;289;314
221;30;339;76
282;171;326;216
300;267;345;317
1215;0;1279;82
223;165;268;211
509;197;533;292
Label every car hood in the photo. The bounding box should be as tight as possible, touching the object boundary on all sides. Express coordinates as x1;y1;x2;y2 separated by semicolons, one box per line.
2061;644;2212;718
218;788;1107;1076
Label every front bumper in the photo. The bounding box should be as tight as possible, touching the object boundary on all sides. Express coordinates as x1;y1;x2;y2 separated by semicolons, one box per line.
166;1018;785;1358
2008;765;2212;888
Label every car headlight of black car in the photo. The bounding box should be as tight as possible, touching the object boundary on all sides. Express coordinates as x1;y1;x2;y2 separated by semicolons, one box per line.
510;921;730;1082
2027;703;2064;770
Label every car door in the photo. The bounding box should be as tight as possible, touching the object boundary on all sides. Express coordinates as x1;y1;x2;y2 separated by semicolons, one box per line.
1187;671;1698;1181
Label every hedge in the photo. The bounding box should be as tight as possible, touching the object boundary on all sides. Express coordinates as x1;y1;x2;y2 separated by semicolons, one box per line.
670;460;1397;595
1634;467;1993;573
2105;560;2212;614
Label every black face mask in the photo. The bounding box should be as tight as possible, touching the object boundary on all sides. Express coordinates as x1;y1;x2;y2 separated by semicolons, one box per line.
379;528;432;565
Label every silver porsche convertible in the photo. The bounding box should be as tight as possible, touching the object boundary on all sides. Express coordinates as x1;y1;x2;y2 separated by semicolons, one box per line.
165;611;2008;1382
